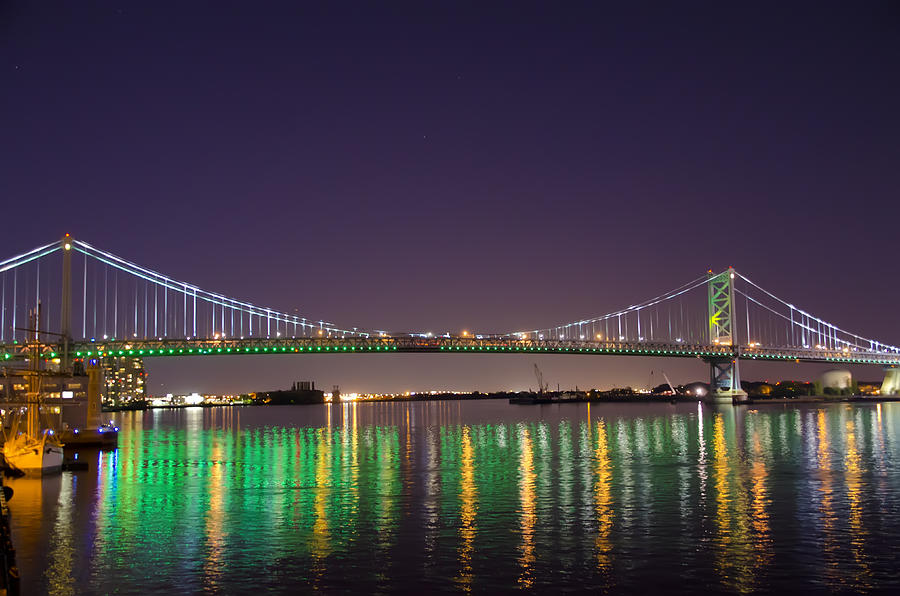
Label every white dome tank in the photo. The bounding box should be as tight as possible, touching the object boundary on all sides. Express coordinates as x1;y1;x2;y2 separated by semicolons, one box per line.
821;369;852;390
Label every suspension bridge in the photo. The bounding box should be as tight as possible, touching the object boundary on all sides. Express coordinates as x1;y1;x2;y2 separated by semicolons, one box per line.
2;236;899;402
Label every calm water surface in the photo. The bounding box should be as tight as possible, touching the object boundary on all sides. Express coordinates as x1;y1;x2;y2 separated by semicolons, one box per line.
7;400;900;594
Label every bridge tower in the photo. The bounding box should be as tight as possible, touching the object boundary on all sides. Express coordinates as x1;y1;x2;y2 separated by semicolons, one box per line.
705;268;747;404
60;234;73;372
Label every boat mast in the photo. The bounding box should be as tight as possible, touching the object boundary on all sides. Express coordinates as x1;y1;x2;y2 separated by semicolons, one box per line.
25;306;42;439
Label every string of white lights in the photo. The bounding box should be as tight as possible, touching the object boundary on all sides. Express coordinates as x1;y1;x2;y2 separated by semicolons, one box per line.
735;272;897;352
3;240;896;350
72;240;372;338
0;243;60;274
511;272;713;337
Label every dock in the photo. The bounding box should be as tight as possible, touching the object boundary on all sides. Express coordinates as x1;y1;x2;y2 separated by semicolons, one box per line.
0;477;19;596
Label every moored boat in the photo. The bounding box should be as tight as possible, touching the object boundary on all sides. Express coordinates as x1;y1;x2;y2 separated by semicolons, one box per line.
58;421;119;447
3;430;63;475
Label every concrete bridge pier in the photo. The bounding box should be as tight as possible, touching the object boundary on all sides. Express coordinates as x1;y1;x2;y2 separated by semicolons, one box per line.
86;358;104;428
705;356;747;405
882;367;900;396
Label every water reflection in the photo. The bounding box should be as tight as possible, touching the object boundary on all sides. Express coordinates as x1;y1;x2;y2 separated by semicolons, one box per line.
5;402;900;594
593;419;613;576
456;426;476;591
202;441;225;591
45;475;74;596
311;424;331;575
747;414;771;578
844;417;872;591
816;408;839;587
518;425;536;588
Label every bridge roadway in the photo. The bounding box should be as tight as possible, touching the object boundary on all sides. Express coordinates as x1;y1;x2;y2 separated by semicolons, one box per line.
3;337;900;367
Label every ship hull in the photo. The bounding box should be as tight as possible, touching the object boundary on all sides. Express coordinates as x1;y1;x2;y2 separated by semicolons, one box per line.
4;443;64;475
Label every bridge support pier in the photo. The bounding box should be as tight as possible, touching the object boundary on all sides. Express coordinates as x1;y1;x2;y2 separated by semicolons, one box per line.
705;356;747;404
86;358;103;428
882;367;900;396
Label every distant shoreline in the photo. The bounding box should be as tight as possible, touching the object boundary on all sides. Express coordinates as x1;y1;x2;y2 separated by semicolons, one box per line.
103;393;900;412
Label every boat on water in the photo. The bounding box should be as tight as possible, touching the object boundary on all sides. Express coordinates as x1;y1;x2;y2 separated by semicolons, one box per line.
1;308;66;475
2;428;63;475
58;421;118;447
1;374;66;475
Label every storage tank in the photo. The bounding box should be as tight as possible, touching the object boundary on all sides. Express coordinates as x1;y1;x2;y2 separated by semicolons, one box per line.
821;369;852;390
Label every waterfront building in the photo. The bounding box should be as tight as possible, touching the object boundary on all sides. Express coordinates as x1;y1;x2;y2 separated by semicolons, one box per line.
0;372;88;430
102;357;147;407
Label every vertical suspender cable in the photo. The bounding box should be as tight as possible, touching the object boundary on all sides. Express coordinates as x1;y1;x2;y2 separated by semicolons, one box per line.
745;294;750;344
11;270;16;343
789;306;794;346
82;256;87;338
93;268;97;338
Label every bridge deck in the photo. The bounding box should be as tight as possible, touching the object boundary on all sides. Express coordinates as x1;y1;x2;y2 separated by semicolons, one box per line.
2;337;899;366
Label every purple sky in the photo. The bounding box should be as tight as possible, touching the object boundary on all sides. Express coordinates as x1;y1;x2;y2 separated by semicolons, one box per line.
2;2;899;394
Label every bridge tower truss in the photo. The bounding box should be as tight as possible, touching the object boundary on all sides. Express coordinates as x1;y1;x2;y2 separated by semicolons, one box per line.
708;268;734;345
705;268;746;403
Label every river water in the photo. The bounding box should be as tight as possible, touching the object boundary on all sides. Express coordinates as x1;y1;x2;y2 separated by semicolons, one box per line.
6;400;900;594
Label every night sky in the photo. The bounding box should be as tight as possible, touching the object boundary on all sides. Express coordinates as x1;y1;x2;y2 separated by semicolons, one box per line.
2;2;899;394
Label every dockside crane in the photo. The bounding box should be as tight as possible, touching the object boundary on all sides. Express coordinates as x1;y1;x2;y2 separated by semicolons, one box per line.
662;371;678;396
533;363;549;395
